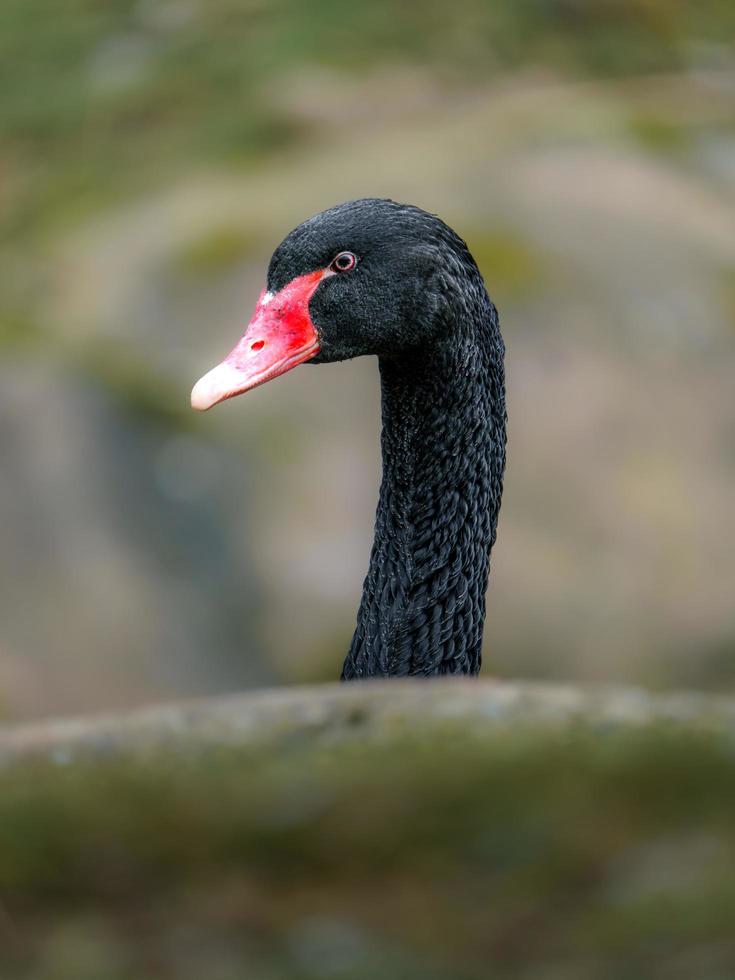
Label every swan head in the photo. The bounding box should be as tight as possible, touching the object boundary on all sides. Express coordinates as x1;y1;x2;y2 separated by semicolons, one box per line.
192;198;484;411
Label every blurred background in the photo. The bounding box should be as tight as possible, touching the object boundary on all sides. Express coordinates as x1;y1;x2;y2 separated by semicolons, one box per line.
1;0;734;721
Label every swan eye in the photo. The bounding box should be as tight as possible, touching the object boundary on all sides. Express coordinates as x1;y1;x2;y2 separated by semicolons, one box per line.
330;251;357;273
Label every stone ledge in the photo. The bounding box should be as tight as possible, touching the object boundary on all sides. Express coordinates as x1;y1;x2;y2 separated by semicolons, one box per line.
2;679;734;766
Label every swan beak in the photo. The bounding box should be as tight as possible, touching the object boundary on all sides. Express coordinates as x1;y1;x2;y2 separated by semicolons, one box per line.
191;269;324;411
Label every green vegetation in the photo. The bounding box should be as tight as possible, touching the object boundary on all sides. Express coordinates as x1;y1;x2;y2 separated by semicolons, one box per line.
721;266;735;330
466;229;547;302
172;224;260;278
2;719;734;978
0;312;45;352
627;111;694;152
2;0;735;249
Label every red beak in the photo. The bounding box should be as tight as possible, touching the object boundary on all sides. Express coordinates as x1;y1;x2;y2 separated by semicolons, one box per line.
191;269;325;411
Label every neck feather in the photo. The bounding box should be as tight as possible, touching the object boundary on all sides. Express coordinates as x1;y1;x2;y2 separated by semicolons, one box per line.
342;313;506;678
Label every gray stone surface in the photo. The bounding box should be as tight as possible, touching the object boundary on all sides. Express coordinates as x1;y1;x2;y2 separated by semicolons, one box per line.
2;680;734;767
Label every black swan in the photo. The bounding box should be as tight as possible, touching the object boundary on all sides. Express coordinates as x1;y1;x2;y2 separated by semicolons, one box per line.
192;199;506;678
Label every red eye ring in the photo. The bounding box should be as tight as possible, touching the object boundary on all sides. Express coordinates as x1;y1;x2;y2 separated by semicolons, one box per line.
330;251;357;273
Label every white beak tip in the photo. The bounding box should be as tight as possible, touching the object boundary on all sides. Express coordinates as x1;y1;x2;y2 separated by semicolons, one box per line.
190;378;215;412
190;362;245;412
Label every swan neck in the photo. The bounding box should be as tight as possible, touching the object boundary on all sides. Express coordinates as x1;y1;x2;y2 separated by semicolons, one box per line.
342;330;505;679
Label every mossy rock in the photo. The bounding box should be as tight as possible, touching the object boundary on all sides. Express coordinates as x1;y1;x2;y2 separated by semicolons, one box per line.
1;681;734;978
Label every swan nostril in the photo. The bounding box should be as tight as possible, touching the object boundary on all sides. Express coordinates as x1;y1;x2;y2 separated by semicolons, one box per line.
251;340;265;352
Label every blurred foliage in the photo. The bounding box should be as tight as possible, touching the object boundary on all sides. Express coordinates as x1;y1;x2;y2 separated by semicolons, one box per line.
2;0;735;247
1;719;735;978
627;111;694;152
75;338;201;430
466;229;547;302
721;266;735;330
0;312;45;352
172;224;260;278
